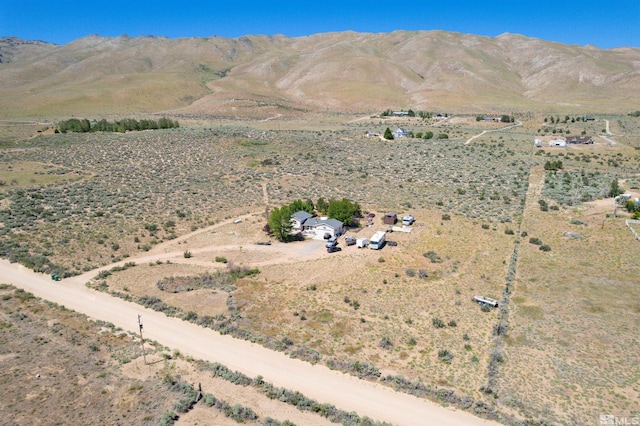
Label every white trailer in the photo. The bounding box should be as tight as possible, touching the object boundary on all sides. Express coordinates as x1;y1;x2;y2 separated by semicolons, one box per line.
356;238;368;248
473;295;499;308
369;231;386;250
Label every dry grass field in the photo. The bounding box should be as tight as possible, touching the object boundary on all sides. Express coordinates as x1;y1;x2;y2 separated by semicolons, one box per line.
1;112;640;425
0;284;347;425
497;165;640;425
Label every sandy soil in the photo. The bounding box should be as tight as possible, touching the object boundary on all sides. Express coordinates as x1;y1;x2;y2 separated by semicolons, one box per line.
0;218;498;426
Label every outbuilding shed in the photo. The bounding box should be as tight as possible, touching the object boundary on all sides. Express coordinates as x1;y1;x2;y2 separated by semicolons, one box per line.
383;212;397;225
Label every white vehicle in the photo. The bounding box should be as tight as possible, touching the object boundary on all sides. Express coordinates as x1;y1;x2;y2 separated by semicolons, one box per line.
402;214;415;226
356;237;368;248
325;236;338;248
369;231;386;250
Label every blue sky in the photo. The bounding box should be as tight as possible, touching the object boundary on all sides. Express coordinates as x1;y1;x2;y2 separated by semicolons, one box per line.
2;0;638;48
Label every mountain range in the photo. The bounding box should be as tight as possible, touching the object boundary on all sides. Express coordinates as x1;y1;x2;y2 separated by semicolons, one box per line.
1;31;638;119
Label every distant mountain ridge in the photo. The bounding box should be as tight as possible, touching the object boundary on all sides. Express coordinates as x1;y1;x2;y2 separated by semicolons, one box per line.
1;31;638;119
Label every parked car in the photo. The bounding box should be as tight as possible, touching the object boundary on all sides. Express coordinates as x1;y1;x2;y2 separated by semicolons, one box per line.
327;246;342;253
344;236;356;246
326;236;338;248
387;241;398;247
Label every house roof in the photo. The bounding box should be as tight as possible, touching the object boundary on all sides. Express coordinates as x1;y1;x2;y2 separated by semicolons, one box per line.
292;210;313;223
303;218;343;230
565;135;592;143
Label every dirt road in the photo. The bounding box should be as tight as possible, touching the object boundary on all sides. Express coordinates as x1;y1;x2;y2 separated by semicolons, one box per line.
1;258;497;426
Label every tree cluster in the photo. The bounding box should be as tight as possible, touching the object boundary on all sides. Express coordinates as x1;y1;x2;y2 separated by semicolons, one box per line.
544;160;563;171
267;197;361;242
56;117;179;133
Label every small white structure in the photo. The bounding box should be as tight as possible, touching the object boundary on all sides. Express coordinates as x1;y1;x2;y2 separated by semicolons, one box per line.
392;128;409;138
356;238;368;248
392;226;413;233
549;139;566;147
534;139;542;148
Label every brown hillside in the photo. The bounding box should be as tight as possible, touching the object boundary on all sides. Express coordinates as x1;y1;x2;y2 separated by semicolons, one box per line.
0;31;638;119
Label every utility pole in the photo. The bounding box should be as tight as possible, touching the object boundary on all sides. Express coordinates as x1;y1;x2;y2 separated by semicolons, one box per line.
138;314;147;365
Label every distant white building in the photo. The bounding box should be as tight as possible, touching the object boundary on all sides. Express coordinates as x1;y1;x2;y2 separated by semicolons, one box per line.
393;128;409;138
549;139;566;147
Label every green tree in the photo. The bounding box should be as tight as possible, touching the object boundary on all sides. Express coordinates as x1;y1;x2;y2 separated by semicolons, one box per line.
609;179;624;198
327;198;361;226
384;127;394;140
423;131;434;140
500;114;511;123
268;206;293;242
289;199;313;214
316;197;329;215
407;109;415;117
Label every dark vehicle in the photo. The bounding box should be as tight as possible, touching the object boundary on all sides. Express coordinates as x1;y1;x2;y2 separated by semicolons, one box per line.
367;212;375;218
344;236;356;246
387;241;398;247
327;246;342;253
51;274;60;281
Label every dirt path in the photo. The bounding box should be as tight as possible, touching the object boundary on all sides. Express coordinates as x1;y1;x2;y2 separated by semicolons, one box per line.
465;121;522;145
0;259;496;425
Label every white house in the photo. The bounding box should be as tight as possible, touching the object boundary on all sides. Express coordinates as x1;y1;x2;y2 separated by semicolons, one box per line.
393;128;409;138
302;217;344;239
549;139;566;147
291;210;313;231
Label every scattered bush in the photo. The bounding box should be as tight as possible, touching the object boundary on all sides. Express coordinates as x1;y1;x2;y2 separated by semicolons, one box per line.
539;244;552;252
438;349;454;364
325;358;381;379
379;336;393;349
432;317;445;328
529;237;542;245
423;251;443;263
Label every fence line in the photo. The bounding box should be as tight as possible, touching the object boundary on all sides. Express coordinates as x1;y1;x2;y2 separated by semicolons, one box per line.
626;219;640;241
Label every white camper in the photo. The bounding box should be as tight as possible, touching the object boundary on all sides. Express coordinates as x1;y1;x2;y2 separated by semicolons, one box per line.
369;231;386;250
